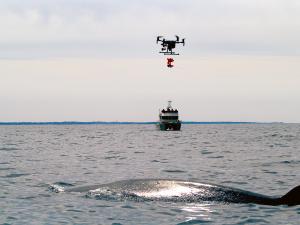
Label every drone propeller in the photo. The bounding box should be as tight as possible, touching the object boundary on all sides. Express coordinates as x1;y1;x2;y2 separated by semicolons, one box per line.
175;35;179;41
182;38;185;46
156;36;163;43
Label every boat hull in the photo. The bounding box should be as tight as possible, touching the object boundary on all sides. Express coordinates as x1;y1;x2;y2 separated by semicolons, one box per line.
157;122;181;131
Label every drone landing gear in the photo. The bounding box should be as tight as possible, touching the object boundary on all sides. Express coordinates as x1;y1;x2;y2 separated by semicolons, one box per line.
167;58;174;68
160;52;179;55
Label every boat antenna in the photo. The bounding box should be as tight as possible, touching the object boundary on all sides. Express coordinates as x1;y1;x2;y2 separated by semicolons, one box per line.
167;100;172;109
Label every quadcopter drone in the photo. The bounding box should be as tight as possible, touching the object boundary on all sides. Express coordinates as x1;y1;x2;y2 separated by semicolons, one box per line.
156;35;185;55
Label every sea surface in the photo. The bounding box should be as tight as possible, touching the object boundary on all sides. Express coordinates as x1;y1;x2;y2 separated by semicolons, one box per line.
0;124;299;224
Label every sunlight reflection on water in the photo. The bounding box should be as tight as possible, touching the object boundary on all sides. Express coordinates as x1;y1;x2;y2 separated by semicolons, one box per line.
181;204;214;222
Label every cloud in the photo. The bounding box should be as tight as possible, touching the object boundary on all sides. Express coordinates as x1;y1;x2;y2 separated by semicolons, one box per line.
0;0;300;58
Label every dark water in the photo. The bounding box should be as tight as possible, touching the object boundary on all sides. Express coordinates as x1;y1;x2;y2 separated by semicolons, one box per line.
0;124;299;224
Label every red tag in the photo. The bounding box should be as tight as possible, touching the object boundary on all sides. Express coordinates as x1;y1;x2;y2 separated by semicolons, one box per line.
167;58;174;68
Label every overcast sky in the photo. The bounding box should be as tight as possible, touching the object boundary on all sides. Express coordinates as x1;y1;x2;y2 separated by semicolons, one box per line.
1;0;300;122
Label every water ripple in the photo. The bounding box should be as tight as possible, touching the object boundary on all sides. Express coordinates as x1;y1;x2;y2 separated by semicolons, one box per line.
3;173;30;178
0;147;19;151
162;169;187;173
1;124;299;225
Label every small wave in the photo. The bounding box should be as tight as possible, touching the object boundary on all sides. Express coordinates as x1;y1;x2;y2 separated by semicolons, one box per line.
0;167;14;171
104;156;119;160
121;205;137;209
207;156;224;159
236;218;268;224
3;173;29;178
0;147;19;151
66;209;84;213
162;169;187;173
95;204;113;208
221;181;248;185
87;136;102;139
53;181;75;187
279;160;300;164
262;170;277;174
151;160;160;163
157;211;176;216
177;219;212;224
17;196;37;200
201;150;213;155
274;143;290;147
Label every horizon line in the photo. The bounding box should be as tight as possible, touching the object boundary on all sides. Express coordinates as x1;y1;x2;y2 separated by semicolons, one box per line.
0;121;284;125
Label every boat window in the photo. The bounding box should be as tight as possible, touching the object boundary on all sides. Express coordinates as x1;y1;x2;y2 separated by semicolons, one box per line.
161;116;178;120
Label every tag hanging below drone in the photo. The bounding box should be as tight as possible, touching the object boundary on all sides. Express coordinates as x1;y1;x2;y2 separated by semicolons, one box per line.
167;58;174;68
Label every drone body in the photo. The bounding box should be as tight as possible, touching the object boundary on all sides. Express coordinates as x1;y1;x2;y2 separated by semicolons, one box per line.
156;35;185;55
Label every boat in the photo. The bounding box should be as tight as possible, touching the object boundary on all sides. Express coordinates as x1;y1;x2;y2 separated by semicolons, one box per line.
157;101;181;131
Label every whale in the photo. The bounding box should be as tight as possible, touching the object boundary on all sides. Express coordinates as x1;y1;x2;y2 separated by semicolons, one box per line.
59;179;300;206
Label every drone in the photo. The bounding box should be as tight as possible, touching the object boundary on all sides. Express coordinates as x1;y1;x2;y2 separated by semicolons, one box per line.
156;35;185;55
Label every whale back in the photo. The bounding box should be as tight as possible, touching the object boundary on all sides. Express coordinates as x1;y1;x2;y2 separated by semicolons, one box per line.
279;185;300;206
61;179;300;206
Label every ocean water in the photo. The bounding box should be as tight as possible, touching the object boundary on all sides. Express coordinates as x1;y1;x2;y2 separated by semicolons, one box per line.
0;124;299;224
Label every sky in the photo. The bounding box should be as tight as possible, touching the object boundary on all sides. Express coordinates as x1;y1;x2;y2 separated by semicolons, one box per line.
1;0;300;122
